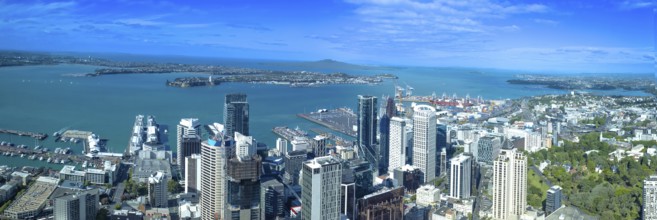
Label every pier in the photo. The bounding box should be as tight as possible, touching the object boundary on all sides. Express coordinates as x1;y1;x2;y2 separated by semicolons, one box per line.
0;144;120;168
297;108;357;137
0;128;48;140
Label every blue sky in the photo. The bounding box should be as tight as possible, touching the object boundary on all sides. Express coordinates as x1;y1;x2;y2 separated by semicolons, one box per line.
0;0;654;73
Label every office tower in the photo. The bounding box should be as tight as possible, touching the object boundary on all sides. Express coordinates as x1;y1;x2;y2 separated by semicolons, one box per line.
177;118;201;175
644;176;657;220
357;95;378;172
224;93;249;137
357;187;404;220
492;149;527;220
312;135;328;157
440;148;447;177
392;165;423;193
276;138;288;155
301;156;342;220
184;154;201;194
200;136;233;219
379;113;390;174
148;171;168;208
349;159;374;199
54;189;99;220
227;132;262;219
341;168;357;220
261;179;286;219
546;185;562;215
412;105;437;183
385;97;396;117
477;135;502;164
436;123;447;176
283;150;307;185
449;153;472;199
388;117;407;173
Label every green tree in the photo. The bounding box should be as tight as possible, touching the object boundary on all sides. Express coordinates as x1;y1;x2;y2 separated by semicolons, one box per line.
167;179;182;193
96;208;109;220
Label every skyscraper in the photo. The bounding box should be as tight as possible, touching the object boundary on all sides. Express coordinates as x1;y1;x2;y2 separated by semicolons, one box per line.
184;154;201;194
53;189;99;220
200;132;233;220
379;113;390;174
449;153;472;199
439;148;447;177
357;95;378;171
261;178;286;219
436;123;447;176
227;132;262;220
312;135;328;157
148;171;168;208
224;93;249;137
477;135;502;164
388;117;407;173
301;156;342;220
283;150;307;185
412;104;437;183
492;148;527;220
341;168;357;220
177;118;201;176
546;185;562;215
643;176;657;220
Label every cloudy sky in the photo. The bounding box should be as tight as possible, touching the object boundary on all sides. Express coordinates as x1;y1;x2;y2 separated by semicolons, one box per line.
0;0;653;72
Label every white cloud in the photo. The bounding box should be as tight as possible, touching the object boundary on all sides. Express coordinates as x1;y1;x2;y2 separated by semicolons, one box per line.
534;19;558;25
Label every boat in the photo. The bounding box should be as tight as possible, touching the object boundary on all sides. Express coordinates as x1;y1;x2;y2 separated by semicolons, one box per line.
9;153;14;157
60;159;65;164
20;154;24;158
46;158;52;163
34;146;41;150
1;141;6;146
82;161;88;168
39;156;44;161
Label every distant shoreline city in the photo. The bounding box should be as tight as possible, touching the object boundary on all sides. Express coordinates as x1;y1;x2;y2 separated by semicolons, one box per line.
0;50;655;220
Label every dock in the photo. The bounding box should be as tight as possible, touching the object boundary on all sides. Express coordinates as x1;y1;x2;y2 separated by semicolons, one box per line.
297;108;357;137
0;129;47;140
272;126;308;141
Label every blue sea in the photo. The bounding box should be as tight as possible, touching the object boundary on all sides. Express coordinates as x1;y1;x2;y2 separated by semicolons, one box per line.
0;57;651;168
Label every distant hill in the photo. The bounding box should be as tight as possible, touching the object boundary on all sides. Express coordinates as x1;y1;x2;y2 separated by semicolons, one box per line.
264;59;377;70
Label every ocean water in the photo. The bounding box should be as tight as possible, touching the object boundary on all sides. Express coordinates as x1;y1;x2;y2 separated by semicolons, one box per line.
0;61;650;168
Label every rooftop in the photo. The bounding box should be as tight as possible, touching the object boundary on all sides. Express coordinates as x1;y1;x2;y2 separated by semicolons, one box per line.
5;177;59;215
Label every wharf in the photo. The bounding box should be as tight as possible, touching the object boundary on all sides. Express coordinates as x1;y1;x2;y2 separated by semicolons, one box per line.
0;144;120;167
272;126;308;141
297;108;357;137
0;128;47;140
57;130;93;142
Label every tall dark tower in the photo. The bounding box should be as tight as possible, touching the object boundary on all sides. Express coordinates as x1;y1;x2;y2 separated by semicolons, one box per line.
379;97;396;175
357;95;378;171
224;93;249;137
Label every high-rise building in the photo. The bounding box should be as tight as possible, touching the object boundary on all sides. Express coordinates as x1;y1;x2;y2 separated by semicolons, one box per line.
276;138;288;156
379;113;391;175
224;93;249;137
148;171;168;208
477;135;502;164
312;135;328;157
200;134;233;220
357;95;378;172
412;105;437;183
177;118;201;176
301;156;342;220
546;185;562;215
643;176;657;220
492;148;527;220
439;148;447;177
54;189;99;220
392;165;424;194
261;179;286;219
283;150;307;185
357;186;405;220
349;159;374;199
227;132;262;220
388;117;407;173
184;154;201;194
341;169;357;220
449;153;472;199
436;123;447;176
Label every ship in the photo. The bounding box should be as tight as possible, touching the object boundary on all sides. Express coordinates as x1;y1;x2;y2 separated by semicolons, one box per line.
46;158;52;163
